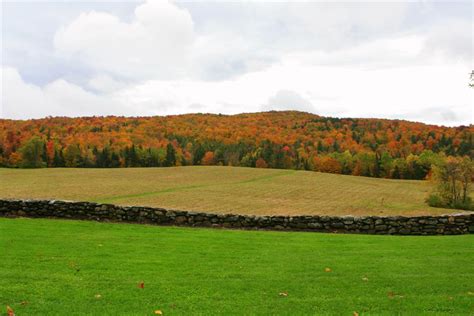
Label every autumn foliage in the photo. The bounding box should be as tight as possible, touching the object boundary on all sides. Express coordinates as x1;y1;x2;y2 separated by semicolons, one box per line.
0;111;472;180
427;156;473;210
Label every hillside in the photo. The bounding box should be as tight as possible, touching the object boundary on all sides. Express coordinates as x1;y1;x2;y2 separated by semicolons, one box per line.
2;166;469;216
1;111;472;179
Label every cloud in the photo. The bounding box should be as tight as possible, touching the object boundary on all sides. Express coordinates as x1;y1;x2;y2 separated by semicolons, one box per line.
2;67;50;119
3;62;472;127
263;90;315;113
430;108;459;123
423;19;473;62
396;107;464;125
279;2;410;50
1;67;126;118
88;74;128;93
50;1;414;83
54;0;195;80
286;35;425;69
10;0;472;85
183;2;413;80
2;1;472;127
191;33;276;81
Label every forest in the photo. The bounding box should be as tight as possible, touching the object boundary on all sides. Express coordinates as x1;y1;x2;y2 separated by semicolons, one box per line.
1;111;472;180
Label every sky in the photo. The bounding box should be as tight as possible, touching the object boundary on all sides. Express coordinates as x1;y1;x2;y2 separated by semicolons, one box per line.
1;0;473;126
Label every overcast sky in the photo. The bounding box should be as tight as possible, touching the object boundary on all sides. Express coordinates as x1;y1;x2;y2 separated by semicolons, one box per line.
1;0;473;126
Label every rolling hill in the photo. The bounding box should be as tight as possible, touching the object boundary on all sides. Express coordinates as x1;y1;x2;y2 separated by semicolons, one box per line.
1;166;470;216
1;111;472;180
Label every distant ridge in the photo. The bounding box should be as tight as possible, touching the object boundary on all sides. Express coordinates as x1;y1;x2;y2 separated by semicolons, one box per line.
2;110;472;128
0;111;472;179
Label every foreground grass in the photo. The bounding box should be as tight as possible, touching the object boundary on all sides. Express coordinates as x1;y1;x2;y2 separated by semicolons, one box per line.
1;218;473;315
0;166;466;216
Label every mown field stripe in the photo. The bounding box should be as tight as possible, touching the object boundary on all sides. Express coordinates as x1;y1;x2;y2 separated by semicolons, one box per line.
4;166;462;216
95;169;296;204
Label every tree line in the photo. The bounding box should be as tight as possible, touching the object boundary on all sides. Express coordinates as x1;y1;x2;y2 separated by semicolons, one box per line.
1;111;472;182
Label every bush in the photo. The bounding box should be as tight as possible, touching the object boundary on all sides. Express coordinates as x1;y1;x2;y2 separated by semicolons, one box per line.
426;193;473;211
426;193;446;208
452;197;474;211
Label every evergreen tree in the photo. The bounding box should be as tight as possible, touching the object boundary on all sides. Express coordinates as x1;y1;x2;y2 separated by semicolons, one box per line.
392;165;401;179
192;144;205;165
110;152;121;168
165;143;176;167
373;152;381;178
53;149;65;167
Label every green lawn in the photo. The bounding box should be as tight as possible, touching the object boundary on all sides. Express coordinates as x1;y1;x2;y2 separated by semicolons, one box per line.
1;218;473;315
0;166;467;216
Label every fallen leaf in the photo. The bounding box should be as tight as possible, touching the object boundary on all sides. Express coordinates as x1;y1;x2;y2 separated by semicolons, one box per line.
279;292;288;297
324;268;332;273
387;291;404;299
353;312;359;316
95;294;102;299
362;277;368;282
6;305;15;316
138;281;145;289
154;310;163;315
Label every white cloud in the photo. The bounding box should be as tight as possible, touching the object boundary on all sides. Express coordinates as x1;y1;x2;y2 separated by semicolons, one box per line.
2;1;472;126
287;35;426;68
3;60;472;127
50;1;415;82
1;67;50;119
398;107;461;124
88;74;128;93
263;90;315;113
190;33;276;81
2;67;126;118
423;19;473;62
54;0;194;80
280;2;410;50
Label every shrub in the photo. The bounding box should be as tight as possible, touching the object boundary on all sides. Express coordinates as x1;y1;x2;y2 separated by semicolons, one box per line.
426;193;473;211
452;197;474;211
426;193;445;208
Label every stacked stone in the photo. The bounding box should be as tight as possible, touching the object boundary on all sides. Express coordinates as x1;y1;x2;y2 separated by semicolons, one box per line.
0;199;473;235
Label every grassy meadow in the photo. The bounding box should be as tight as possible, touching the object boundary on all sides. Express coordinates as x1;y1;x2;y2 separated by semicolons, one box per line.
1;217;473;315
0;166;467;216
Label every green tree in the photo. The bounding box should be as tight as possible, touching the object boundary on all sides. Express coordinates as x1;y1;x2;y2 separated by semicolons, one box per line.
165;143;176;167
53;149;65;167
379;152;393;178
64;144;83;167
19;137;46;168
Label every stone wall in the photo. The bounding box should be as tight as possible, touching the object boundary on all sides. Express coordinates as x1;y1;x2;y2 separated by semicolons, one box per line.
0;199;473;235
